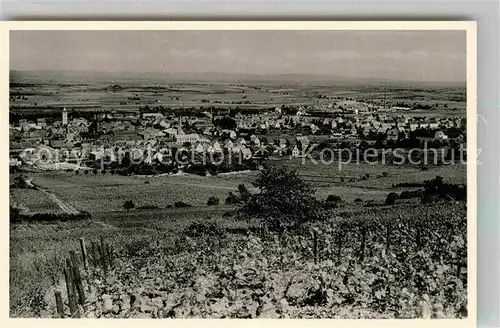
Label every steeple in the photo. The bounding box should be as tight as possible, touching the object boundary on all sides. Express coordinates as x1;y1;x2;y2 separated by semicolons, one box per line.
177;116;184;135
62;107;68;125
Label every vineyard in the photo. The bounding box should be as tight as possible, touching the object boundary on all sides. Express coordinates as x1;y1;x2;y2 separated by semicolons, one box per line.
45;201;467;319
10;188;62;214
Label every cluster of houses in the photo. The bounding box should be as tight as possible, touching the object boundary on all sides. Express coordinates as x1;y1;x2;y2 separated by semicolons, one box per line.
9;105;466;170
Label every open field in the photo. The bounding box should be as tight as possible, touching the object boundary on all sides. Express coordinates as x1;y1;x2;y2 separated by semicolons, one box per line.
10;71;466;114
20;160;466;214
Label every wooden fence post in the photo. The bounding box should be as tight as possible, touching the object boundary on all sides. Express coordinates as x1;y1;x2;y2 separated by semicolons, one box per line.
359;226;366;262
79;238;89;271
64;264;78;318
386;223;391;253
106;243;113;267
54;290;65;318
416;225;422;249
90;241;98;268
69;251;86;311
100;236;109;272
336;230;342;262
313;230;318;264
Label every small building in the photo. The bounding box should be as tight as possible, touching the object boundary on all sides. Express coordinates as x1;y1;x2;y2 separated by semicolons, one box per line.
386;127;400;141
434;130;449;140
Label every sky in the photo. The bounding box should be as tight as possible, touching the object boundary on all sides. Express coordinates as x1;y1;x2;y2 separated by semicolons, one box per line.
10;30;466;82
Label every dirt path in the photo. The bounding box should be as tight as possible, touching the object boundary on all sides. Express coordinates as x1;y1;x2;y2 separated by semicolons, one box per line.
38;189;79;215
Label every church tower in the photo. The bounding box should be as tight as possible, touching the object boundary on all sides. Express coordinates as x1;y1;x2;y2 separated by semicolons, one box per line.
62;107;68;125
177;116;184;135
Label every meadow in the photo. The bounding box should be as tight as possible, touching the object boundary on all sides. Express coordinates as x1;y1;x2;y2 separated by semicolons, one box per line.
22;160;466;214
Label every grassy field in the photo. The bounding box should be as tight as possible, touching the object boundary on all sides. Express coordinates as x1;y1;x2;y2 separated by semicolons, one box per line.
22;159;466;214
10;189;62;214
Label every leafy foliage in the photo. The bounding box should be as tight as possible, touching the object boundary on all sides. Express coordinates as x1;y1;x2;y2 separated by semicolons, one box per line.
123;200;135;211
240;166;329;230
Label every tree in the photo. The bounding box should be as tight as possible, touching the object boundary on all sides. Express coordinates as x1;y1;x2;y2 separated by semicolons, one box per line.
123;200;135;211
225;192;241;205
240;166;328;230
385;192;399;205
237;184;251;202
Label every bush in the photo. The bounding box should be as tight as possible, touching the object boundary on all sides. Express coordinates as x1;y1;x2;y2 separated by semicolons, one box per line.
75;170;80;175
399;189;424;200
101;169;106;174
84;170;89;175
184;220;227;240
207;197;220;206
123;200;135;210
237;184;251;202
11;210;92;223
354;198;363;203
93;168;98;174
174;201;191;208
385;192;399;205
326;195;342;203
225;192;241;205
422;176;466;203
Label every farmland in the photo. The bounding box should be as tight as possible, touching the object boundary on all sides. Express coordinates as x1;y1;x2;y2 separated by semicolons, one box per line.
9;72;468;318
10;159;467;318
19;160;466;214
10;71;466;116
10;200;467;318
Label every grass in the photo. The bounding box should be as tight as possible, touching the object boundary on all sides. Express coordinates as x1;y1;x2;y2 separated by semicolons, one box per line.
29;172;257;213
10;188;62;214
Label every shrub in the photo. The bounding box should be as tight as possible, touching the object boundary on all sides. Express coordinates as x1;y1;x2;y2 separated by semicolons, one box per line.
75;170;80;175
399;189;424;200
12;211;92;223
207;197;220;206
237;184;251;202
422;176;466;203
184;220;227;240
101;169;106;174
93;168;98;174
385;192;399;205
123;200;135;210
84;170;89;175
174;201;191;208
354;198;363;203
326;195;342;203
225;192;241;205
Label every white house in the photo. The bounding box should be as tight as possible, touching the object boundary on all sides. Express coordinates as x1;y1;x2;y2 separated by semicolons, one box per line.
291;145;301;157
434;131;449;140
